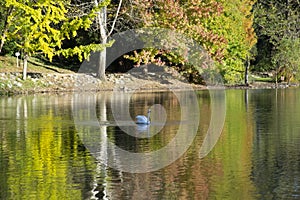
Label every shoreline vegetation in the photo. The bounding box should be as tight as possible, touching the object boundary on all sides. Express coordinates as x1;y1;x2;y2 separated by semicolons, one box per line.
1;1;299;96
0;56;297;95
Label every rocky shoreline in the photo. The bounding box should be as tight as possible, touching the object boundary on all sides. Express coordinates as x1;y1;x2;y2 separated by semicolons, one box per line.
0;71;296;95
0;71;204;95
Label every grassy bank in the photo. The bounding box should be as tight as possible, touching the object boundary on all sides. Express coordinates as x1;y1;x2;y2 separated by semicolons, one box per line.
0;55;77;95
0;55;75;74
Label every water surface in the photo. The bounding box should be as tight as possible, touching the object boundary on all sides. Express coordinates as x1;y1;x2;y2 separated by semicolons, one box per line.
1;89;300;199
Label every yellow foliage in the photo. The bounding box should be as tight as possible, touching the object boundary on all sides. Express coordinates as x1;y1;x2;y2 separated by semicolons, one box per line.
4;0;106;63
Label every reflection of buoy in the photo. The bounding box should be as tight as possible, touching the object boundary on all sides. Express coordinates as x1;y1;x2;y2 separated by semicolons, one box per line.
136;109;151;125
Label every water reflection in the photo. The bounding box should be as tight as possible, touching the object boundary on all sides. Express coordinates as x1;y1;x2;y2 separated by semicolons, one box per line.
1;89;300;199
250;89;300;199
73;91;200;175
0;94;96;200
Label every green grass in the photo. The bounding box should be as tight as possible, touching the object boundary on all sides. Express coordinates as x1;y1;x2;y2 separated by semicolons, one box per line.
0;55;75;74
253;77;273;82
0;55;77;95
250;74;274;83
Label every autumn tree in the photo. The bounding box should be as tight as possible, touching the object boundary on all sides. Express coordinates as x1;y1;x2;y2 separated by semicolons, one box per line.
126;0;226;83
0;1;14;54
125;0;257;84
211;0;257;83
2;0;109;80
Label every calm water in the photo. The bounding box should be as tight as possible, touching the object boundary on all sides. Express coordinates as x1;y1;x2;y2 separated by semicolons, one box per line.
1;89;300;199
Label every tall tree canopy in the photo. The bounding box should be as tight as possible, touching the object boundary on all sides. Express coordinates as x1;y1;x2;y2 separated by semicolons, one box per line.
214;0;257;83
253;0;300;82
127;0;226;83
124;0;257;84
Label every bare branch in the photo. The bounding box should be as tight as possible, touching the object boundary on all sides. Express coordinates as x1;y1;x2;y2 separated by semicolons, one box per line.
107;0;123;37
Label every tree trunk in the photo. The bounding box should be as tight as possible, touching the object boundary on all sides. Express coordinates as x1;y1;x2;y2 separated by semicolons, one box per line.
0;6;13;53
95;0;107;81
94;0;122;80
0;33;6;53
23;53;28;80
97;38;107;80
244;55;250;86
275;63;278;88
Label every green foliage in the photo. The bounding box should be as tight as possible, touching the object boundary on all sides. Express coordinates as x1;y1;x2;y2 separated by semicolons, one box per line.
253;0;300;78
0;40;18;55
127;0;225;83
211;0;257;84
57;41;114;62
273;37;300;82
127;0;257;84
3;0;111;62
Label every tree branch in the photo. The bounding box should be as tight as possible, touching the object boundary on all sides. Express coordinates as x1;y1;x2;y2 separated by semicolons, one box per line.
107;0;123;37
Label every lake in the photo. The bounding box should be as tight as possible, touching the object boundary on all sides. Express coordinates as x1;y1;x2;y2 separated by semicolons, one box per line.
1;88;300;199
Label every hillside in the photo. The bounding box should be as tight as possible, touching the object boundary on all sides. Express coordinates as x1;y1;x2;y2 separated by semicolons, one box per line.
0;55;75;74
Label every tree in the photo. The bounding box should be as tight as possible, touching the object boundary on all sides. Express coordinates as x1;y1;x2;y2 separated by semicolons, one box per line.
125;0;257;84
67;0;123;80
3;0;109;80
127;0;226;83
0;2;14;54
273;37;300;83
209;0;257;84
96;0;123;80
253;0;300;81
